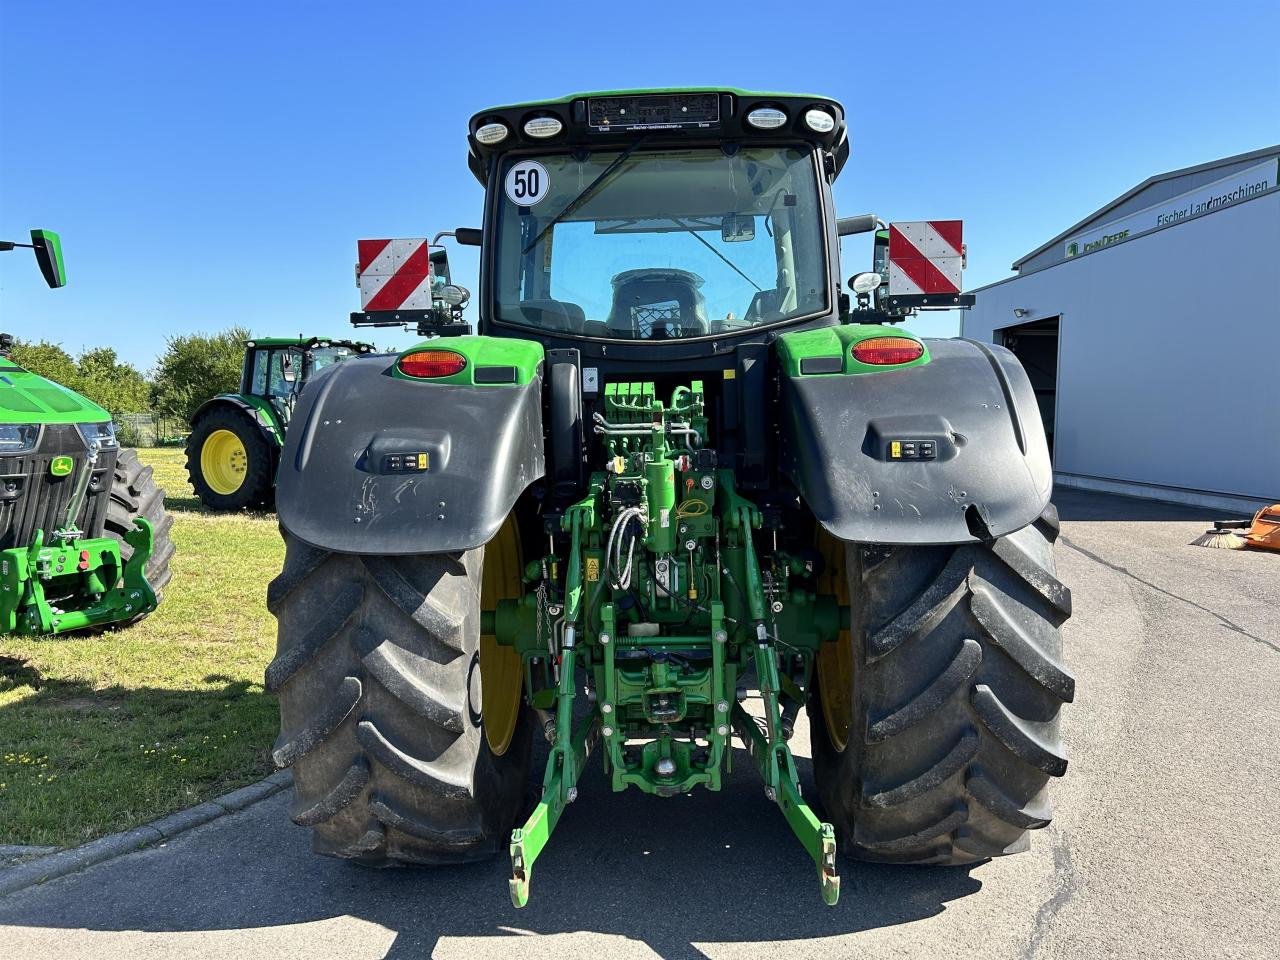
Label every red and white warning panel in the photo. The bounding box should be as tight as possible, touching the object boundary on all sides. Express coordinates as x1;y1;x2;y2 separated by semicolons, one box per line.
887;221;964;296
356;238;434;312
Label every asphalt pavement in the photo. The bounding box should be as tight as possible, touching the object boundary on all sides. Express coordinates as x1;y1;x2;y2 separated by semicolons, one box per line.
1;488;1277;959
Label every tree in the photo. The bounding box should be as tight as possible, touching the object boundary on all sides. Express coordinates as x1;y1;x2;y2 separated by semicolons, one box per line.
75;347;151;416
150;326;249;425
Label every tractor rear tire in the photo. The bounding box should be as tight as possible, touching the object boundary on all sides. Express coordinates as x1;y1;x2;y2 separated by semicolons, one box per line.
809;505;1074;863
266;532;532;865
186;406;275;511
105;448;175;623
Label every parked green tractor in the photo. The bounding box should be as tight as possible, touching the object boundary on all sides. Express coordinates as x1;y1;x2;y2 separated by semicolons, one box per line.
0;230;172;634
185;337;373;510
267;90;1073;907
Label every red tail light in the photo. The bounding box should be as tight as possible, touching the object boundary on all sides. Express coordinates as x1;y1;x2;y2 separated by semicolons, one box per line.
851;337;924;365
397;349;467;379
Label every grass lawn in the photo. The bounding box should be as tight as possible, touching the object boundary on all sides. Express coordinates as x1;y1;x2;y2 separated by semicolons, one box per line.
0;447;282;848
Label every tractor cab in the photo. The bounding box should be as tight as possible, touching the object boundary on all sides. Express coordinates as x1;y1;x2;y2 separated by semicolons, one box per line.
465;90;848;351
241;336;374;427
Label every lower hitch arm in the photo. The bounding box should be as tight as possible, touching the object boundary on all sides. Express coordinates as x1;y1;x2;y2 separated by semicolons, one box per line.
734;591;840;905
509;500;595;908
723;491;840;904
508;711;595;908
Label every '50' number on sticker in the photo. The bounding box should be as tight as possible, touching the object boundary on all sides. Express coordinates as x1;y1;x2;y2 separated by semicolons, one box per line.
505;160;550;206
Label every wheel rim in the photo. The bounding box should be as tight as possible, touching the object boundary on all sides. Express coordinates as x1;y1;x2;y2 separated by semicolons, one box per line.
480;515;524;756
815;528;853;753
200;429;248;495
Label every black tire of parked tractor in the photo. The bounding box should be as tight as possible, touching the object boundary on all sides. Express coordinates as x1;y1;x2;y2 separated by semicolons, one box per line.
185;406;276;511
809;504;1074;864
104;448;175;624
265;532;533;866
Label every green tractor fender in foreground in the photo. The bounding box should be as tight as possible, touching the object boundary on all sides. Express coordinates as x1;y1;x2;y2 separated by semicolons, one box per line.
266;89;1073;909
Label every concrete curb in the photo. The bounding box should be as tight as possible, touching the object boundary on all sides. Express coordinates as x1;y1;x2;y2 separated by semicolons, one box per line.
0;770;292;898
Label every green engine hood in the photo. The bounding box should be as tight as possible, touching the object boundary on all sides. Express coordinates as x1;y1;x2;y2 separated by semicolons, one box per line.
0;361;110;425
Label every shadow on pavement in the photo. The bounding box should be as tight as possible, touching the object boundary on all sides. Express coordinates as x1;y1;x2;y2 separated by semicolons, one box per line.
0;749;984;959
1052;486;1229;523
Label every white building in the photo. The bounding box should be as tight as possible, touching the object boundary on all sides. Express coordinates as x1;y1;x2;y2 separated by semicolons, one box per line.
964;146;1280;511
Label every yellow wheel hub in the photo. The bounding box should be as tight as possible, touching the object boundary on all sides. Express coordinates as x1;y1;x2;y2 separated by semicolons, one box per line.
200;429;248;496
480;515;525;756
815;528;854;753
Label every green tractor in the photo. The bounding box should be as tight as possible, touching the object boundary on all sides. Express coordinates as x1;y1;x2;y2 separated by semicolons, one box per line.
0;230;172;633
266;90;1073;907
185;336;373;510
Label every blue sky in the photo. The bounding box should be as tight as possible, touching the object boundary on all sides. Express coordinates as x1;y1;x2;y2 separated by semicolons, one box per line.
1;0;1277;370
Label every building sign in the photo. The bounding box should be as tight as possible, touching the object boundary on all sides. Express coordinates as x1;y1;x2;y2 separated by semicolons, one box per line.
1064;157;1277;258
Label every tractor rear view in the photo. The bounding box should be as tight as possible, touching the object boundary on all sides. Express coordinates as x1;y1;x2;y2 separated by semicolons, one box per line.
266;89;1073;906
186;336;373;510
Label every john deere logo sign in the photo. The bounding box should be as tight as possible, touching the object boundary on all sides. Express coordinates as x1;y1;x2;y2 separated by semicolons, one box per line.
1066;229;1131;258
1065;157;1276;258
50;456;74;477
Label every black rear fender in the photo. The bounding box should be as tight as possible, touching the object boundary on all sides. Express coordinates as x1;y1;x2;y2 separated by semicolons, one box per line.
781;338;1051;545
276;355;544;555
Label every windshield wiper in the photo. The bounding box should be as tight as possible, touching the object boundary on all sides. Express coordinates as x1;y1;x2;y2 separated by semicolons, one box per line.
522;136;650;255
669;218;762;292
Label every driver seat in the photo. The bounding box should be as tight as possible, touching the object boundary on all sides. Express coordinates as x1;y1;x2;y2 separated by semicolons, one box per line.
606;268;708;338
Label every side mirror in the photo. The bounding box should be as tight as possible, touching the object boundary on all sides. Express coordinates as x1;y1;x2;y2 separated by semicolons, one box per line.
454;227;482;247
31;229;67;288
720;214;755;243
281;353;297;384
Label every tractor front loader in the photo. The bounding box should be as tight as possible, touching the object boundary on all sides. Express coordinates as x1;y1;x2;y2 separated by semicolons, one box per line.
266;90;1074;907
0;230;172;634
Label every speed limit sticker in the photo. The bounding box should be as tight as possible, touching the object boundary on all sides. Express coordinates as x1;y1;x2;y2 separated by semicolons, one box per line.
505;160;550;206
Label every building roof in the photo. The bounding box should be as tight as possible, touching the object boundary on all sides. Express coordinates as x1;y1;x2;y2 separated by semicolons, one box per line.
1011;144;1280;270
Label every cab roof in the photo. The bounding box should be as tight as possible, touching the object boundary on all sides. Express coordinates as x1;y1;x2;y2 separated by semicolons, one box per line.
472;87;839;114
467;88;849;183
246;336;374;350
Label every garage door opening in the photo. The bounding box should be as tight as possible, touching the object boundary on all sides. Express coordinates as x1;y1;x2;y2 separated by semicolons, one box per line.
999;316;1060;458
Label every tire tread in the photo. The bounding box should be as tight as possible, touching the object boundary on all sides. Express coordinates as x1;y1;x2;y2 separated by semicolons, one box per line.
811;504;1073;864
268;531;531;866
102;449;175;620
